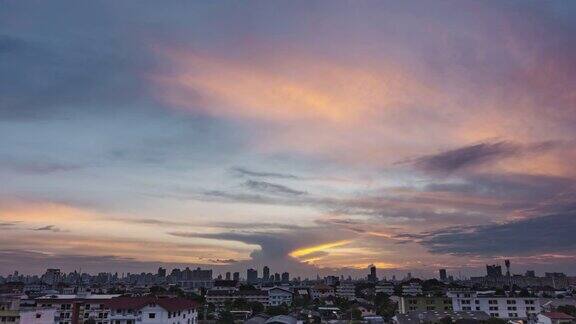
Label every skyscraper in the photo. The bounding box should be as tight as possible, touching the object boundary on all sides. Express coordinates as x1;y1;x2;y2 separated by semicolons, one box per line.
281;272;289;283
233;272;240;281
225;272;231;280
368;265;377;282
439;269;447;281
486;264;503;278
263;266;270;282
247;268;258;284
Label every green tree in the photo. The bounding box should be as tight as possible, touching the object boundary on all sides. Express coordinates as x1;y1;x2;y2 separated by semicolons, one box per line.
557;305;576;317
217;310;235;324
249;301;265;314
350;308;363;320
485;317;508;324
439;316;453;324
266;305;289;316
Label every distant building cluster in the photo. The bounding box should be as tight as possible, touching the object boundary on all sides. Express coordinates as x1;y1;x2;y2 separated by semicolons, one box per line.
1;260;575;324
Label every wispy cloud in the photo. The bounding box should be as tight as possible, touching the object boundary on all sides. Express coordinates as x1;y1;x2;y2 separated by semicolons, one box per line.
231;167;300;180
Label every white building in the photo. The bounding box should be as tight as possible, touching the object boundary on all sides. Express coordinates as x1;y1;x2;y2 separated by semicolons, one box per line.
267;287;293;306
36;293;121;324
401;283;422;296
336;283;356;300
310;284;335;300
205;290;269;306
107;296;197;324
18;308;57;324
375;282;395;295
0;295;56;324
448;291;540;319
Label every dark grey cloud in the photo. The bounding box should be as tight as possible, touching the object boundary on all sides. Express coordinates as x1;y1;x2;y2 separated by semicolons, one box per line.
33;225;65;232
405;212;576;256
243;180;307;196
410;141;558;174
0;222;18;229
413;141;520;173
231;167;300;180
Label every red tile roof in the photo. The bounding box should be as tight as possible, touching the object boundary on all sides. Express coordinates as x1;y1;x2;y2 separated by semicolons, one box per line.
542;312;575;320
106;296;197;312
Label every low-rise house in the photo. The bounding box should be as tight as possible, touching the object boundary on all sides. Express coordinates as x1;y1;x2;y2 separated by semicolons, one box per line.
537;312;575;324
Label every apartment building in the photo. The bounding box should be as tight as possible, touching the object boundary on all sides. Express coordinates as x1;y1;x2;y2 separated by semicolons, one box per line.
267;287;293;306
205;290;269;306
0;295;55;324
36;293;121;324
448;291;540;319
375;282;395;296
106;296;197;324
336;283;356;300
401;283;422;296
398;296;453;314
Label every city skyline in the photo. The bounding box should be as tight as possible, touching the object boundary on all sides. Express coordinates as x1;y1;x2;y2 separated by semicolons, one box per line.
1;1;576;277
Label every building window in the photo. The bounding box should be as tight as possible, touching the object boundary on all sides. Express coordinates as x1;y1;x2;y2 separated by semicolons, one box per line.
149;313;156;319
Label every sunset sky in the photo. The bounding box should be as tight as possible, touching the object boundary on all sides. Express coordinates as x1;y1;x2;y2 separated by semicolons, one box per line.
1;0;576;277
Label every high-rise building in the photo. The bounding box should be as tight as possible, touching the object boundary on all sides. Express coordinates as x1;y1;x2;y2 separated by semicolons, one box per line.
157;267;167;277
43;268;61;285
225;272;231;280
247;268;258;284
281;272;289;283
439;269;447;281
274;273;281;282
233;272;240;281
263;266;270;282
486;264;503;278
525;270;535;278
368;265;377;282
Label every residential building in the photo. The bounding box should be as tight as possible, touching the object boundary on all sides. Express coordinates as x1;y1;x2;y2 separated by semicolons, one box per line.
537;312;575;324
106;296;197;324
375;282;395;296
401;283;422;296
0;295;56;324
310;284;334;300
36;293;121;324
205;290;269;306
448;291;540;319
393;310;489;324
267;287;293;306
336;283;355;300
399;296;453;314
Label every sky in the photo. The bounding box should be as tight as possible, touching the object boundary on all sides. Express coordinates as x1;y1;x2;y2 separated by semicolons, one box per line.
1;0;576;278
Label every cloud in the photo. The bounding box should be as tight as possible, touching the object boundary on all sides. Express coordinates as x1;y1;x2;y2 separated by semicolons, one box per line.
408;212;576;256
231;167;300;180
0;158;81;174
243;180;307;196
413;141;520;173
33;225;65;232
